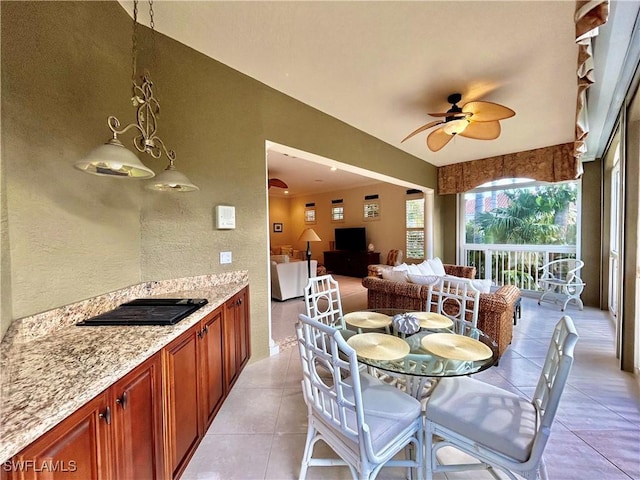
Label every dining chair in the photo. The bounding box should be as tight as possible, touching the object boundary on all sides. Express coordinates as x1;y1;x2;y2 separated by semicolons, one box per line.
424;315;578;480
295;313;424;480
304;274;345;328
538;258;586;311
426;276;480;337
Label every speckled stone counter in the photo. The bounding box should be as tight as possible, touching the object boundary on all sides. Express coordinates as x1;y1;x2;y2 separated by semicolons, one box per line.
0;271;248;462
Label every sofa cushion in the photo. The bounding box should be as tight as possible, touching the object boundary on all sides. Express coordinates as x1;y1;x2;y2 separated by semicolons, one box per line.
270;254;290;264
471;278;493;293
417;261;436;275
382;268;409;283
408;273;440;285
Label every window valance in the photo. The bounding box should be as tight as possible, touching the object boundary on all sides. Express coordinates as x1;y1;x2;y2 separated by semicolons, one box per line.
437;143;575;195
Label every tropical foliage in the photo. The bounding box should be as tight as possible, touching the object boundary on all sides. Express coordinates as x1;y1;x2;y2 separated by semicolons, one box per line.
466;183;578;245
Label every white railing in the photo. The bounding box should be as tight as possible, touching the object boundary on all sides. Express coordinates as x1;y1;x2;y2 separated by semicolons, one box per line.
462;244;578;292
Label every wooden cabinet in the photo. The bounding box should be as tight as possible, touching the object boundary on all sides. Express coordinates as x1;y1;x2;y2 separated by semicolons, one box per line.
163;306;227;479
223;287;250;389
7;286;249;480
324;251;380;277
7;354;162;480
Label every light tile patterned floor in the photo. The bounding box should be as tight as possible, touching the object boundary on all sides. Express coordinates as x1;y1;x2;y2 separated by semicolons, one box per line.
182;280;640;480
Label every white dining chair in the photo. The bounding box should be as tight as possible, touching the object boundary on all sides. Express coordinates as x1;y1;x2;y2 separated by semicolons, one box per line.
424;315;578;480
426;276;481;337
295;314;424;480
304;274;345;328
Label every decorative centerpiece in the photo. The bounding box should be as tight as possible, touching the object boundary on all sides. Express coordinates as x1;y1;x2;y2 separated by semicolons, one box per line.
392;313;421;335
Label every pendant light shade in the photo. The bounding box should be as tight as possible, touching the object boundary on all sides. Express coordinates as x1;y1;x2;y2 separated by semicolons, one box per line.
74;137;155;178
145;160;199;192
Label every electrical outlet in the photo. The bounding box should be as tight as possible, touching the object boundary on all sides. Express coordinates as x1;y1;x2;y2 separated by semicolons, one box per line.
220;251;232;264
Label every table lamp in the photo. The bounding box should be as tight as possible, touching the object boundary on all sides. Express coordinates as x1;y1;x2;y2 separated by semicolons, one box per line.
298;228;321;278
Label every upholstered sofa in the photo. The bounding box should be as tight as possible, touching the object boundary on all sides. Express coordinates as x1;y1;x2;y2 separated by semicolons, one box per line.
271;259;317;301
362;264;520;357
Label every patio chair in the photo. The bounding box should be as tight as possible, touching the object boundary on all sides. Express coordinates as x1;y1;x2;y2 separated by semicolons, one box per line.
295;314;424;480
424;315;579;480
538;258;586;311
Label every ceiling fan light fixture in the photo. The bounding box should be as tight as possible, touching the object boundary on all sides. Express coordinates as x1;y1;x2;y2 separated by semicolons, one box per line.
443;118;470;136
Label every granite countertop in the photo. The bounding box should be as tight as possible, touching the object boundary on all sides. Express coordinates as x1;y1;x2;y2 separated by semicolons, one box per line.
0;274;248;462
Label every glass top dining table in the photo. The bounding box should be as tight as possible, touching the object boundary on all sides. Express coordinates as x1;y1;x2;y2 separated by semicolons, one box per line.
341;308;499;398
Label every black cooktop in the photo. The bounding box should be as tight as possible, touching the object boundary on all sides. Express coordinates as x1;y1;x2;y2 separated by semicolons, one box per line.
77;298;208;326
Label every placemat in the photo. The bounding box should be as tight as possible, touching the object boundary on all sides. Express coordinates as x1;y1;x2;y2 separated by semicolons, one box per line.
343;311;392;329
347;333;410;360
421;333;493;361
407;311;454;329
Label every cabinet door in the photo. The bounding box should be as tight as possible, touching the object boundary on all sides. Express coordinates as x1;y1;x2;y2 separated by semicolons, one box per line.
199;308;225;430
236;288;250;370
163;327;201;479
112;353;164;480
223;298;239;388
7;393;111;480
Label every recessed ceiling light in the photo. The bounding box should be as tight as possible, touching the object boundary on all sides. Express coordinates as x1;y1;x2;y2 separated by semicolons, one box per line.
330;166;338;172
284;190;289;195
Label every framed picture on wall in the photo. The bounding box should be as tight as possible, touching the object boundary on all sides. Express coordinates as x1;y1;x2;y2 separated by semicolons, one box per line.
273;222;283;233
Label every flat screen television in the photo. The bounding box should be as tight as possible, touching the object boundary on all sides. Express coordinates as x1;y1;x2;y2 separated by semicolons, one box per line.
334;227;367;251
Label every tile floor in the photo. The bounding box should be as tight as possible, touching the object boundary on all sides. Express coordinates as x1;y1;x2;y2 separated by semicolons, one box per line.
182;281;640;480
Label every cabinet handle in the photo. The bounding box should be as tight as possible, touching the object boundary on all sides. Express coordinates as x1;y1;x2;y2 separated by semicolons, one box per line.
99;406;111;425
203;325;209;335
115;391;128;410
197;329;203;339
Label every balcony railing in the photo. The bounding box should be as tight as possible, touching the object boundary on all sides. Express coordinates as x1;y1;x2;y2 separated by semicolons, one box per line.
462;244;578;292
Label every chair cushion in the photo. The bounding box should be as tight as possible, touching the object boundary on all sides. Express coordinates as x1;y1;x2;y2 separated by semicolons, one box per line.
345;372;422;455
425;376;537;462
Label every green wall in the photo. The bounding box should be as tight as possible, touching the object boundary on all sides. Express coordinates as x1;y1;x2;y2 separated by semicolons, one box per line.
1;2;439;357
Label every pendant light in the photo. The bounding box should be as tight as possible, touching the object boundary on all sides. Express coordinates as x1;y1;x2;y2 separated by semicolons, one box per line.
74;0;198;192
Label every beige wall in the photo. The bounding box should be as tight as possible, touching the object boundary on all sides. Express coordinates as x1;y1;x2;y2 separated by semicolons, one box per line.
581;160;602;307
1;2;439;357
268;196;295;247
275;182;412;263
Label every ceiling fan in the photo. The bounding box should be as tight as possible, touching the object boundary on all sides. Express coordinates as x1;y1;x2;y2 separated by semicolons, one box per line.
268;178;288;189
401;93;515;152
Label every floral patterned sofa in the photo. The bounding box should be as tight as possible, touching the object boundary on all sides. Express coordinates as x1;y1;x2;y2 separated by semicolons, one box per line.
362;264;520;357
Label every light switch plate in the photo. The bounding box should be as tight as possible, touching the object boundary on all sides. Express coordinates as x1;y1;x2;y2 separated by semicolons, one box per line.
220;251;232;264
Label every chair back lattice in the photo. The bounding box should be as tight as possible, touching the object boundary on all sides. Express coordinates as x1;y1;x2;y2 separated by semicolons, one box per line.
427;276;480;337
529;315;578;459
295;314;366;446
304;275;345;328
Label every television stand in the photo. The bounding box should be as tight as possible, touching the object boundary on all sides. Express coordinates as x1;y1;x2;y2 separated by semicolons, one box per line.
323;251;380;278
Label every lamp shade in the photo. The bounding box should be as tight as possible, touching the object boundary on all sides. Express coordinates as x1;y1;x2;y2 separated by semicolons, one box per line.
298;228;321;242
74;138;155;178
145;163;199;192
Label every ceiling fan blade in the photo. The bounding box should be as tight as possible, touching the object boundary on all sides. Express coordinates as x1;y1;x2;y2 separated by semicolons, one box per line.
462;101;515;122
458;120;501;140
427;111;469;118
401;120;443;143
427;128;454;152
268;178;288;189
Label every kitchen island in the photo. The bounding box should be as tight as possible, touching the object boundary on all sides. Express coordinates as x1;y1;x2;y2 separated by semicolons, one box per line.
0;271;249;479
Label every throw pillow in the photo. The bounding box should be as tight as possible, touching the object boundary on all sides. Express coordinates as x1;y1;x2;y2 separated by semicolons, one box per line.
393;263;409;271
417;260;436;276
427;257;446;276
471;279;493;293
407;263;421;275
280;246;293;256
382;269;409;283
408;274;440;285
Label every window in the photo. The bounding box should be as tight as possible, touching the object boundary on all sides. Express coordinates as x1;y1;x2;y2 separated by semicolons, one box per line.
304;203;316;224
462;180;579;246
406;193;425;259
331;199;344;222
363;194;380;221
